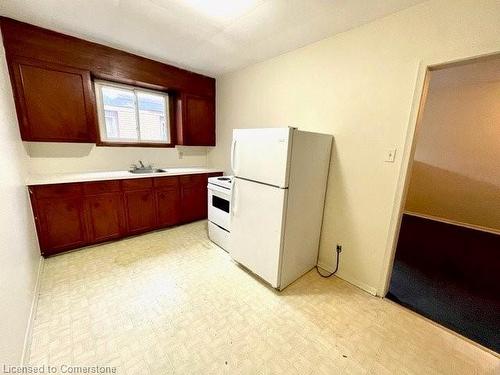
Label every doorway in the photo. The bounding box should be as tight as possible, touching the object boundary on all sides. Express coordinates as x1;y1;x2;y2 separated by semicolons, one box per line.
386;56;500;352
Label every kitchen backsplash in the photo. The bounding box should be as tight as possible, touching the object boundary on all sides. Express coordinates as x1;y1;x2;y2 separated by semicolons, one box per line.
24;142;209;175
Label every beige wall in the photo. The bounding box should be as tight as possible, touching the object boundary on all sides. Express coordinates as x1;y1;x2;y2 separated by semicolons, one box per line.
0;40;41;364
406;161;500;231
208;0;500;294
406;77;500;231
25;143;208;175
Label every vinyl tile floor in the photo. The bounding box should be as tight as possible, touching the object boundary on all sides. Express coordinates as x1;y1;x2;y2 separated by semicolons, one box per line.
28;221;499;374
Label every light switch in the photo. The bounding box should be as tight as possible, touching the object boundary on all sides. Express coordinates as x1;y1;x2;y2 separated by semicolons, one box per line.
385;148;396;163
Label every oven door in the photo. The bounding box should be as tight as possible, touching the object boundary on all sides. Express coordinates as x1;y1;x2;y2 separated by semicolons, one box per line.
207;183;231;231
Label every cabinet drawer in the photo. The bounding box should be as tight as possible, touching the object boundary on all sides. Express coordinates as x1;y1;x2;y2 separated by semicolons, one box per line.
121;178;153;191
31;183;82;199
154;176;179;189
83;180;120;195
179;174;206;186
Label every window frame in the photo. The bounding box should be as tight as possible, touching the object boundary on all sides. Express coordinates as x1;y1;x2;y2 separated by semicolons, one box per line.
94;80;175;147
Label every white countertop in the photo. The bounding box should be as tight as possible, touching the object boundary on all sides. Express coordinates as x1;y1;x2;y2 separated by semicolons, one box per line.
27;167;224;185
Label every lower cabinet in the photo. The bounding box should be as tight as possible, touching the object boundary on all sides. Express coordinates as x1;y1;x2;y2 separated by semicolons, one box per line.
34;196;88;256
83;181;124;244
29;172;221;256
122;178;156;235
154;176;180;228
179;172;222;223
179;174;207;223
124;190;157;234
85;192;124;243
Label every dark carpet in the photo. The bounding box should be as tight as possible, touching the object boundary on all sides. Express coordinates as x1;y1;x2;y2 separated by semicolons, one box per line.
387;214;500;353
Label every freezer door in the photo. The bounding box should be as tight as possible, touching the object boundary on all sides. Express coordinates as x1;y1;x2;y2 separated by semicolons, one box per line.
229;177;287;288
231;128;292;188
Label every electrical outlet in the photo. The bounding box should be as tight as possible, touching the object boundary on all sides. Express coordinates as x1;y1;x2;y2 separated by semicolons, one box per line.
385;148;396;163
336;244;342;253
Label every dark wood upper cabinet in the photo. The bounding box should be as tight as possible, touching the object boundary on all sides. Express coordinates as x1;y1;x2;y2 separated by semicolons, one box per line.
9;57;97;142
0;18;215;96
176;94;216;146
0;17;216;147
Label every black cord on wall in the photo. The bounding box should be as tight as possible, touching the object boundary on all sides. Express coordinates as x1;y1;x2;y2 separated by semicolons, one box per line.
316;245;342;278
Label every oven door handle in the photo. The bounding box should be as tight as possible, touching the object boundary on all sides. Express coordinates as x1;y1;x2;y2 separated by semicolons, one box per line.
207;183;230;195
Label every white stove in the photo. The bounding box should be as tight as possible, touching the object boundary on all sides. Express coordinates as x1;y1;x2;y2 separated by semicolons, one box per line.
207;176;233;252
208;176;233;190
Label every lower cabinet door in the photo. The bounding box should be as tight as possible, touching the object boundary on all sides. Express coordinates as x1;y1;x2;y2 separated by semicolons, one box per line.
86;193;124;243
180;183;207;223
124;189;156;234
155;187;180;228
36;197;88;255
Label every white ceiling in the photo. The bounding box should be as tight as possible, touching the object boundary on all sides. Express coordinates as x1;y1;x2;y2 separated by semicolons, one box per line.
0;0;425;76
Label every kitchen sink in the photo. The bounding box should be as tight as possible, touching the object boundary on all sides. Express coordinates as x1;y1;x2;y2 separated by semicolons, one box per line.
129;168;167;174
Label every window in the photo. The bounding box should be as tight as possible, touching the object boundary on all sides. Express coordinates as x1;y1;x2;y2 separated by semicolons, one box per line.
94;81;171;145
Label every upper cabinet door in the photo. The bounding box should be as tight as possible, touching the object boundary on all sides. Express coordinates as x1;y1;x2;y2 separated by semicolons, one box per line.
176;93;215;146
9;57;97;142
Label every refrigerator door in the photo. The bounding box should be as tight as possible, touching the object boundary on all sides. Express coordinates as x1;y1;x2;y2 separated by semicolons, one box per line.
232;128;293;188
230;177;287;288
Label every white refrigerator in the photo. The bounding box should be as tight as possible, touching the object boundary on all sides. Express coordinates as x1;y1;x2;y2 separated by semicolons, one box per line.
229;127;333;290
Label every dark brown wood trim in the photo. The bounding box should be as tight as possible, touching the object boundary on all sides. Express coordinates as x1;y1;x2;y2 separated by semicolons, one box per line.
95;142;176;148
91;73;178;148
7;59;30;139
0;17;216;146
175;95;184;145
92;71;174;93
0;16;215;97
168;94;178;148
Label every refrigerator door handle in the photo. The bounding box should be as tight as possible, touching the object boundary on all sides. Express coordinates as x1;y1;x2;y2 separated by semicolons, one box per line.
230;139;237;173
231;179;238;217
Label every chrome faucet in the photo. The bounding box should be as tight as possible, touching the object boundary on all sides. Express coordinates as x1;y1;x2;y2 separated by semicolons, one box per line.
130;160;153;172
129;161;166;174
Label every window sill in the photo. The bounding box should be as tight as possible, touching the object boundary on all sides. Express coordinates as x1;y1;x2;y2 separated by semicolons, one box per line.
96;141;175;148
